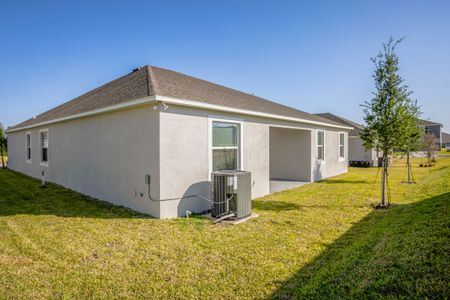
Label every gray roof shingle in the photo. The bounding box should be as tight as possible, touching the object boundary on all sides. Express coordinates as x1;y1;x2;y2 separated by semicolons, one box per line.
418;119;442;127
314;113;362;136
9;65;344;131
442;132;450;143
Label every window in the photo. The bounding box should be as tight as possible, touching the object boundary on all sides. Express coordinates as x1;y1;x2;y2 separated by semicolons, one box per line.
339;132;345;159
211;121;240;171
40;130;48;165
317;130;324;161
26;132;31;162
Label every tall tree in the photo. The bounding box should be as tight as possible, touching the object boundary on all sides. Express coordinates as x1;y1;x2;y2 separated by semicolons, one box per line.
0;123;7;168
361;37;421;207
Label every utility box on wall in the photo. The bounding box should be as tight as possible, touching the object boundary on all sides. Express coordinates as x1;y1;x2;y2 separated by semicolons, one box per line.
211;170;251;219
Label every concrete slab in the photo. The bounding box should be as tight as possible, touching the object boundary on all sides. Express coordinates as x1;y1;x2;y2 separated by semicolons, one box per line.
269;178;308;193
222;213;259;225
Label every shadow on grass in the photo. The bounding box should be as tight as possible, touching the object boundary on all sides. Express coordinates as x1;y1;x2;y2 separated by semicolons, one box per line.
319;179;369;184
0;169;150;219
253;200;302;212
269;192;450;299
253;200;370;212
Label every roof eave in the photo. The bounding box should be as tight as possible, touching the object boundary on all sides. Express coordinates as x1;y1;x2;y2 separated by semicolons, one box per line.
6;95;353;133
5;96;158;133
155;95;353;130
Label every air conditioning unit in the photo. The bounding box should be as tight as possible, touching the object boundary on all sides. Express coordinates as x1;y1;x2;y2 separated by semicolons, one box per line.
211;170;251;220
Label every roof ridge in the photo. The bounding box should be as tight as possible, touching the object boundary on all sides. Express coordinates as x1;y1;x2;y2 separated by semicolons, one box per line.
8;65;351;131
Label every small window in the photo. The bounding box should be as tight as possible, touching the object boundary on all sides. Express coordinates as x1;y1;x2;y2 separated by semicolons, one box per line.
212;121;240;171
26;133;31;162
339;132;345;159
40;130;49;164
317;130;324;161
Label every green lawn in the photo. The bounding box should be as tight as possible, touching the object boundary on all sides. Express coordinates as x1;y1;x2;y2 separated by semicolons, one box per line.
0;159;449;299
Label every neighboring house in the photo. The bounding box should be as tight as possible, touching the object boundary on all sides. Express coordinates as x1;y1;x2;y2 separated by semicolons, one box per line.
442;132;450;149
315;113;379;166
6;66;351;218
419;119;443;149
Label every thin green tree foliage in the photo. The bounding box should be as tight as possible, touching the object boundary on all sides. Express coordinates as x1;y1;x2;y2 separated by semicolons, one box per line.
0;123;7;168
361;37;421;207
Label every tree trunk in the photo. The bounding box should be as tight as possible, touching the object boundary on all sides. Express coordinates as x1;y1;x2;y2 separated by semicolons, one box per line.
407;152;411;183
381;154;388;207
0;147;4;169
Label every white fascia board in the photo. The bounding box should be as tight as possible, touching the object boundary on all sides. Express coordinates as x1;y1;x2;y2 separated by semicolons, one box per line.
155;95;353;130
6;96;158;133
7;94;353;133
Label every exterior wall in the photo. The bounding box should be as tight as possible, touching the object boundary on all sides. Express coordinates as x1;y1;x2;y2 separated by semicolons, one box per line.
157;106;271;218
269;127;311;181
8;103;350;219
7;105;161;218
158;105;348;218
311;129;348;181
348;136;377;165
423;125;442;148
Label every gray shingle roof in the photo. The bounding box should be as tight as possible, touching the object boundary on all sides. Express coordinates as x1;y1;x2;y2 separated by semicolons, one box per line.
442;132;450;143
418;119;442;127
9;65;344;131
314;113;361;136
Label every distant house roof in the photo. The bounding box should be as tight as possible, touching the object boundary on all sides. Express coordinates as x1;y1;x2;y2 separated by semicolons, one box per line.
418;119;442;127
314;113;362;136
442;132;450;143
8;66;348;132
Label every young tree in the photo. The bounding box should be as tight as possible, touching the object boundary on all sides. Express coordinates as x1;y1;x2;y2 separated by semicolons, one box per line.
361;37;421;207
423;133;438;164
399;118;422;183
0;123;7;168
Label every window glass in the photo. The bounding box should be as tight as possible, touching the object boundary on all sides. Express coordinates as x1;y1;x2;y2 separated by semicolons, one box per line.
317;131;323;145
26;134;31;161
213;122;238;147
213;149;238;171
339;133;345;158
317;131;324;160
41;131;48;163
212;121;240;171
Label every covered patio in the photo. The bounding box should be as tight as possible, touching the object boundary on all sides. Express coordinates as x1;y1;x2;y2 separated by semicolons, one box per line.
269;126;312;193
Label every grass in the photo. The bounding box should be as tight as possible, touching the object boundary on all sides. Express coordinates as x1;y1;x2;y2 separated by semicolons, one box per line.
0;159;449;299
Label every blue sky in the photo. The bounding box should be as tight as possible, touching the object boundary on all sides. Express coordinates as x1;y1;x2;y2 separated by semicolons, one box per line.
1;0;449;130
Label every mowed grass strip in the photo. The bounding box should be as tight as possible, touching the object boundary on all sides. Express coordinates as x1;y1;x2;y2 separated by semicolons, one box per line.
0;158;449;299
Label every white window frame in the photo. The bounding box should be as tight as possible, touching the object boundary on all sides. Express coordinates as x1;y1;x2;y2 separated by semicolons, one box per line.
39;128;49;166
317;130;325;162
208;116;244;176
339;132;345;160
26;132;32;163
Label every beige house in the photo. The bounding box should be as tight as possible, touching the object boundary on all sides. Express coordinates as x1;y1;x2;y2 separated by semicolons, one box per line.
7;66;352;218
315;113;379;166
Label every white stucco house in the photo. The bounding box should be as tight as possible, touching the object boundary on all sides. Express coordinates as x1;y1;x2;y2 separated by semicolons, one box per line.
6;66;352;218
315;113;379;166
